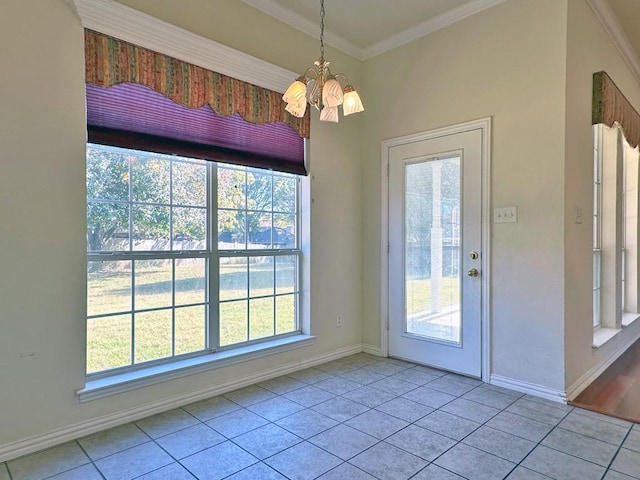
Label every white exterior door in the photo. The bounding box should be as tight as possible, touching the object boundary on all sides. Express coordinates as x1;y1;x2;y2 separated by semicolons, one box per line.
387;126;484;377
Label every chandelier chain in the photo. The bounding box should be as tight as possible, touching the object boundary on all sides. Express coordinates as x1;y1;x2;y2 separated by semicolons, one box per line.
319;0;325;60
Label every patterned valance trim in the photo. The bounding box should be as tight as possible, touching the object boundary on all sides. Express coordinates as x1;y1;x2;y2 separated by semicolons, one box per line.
593;71;640;149
84;29;310;138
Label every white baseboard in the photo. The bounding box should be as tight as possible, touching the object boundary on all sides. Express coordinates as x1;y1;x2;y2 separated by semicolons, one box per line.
361;344;383;356
0;343;367;463
565;327;640;401
490;374;567;404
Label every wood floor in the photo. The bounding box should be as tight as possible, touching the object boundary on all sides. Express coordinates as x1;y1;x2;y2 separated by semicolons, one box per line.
570;337;640;423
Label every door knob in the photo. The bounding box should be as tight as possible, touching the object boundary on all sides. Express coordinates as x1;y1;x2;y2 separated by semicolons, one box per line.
467;268;479;277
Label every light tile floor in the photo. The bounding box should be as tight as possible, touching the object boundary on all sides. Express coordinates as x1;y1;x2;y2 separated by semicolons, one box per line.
3;354;640;480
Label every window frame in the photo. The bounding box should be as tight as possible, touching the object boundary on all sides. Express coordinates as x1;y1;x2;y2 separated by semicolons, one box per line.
593;125;603;329
593;123;640;344
215;163;303;351
75;0;314;401
86;144;304;379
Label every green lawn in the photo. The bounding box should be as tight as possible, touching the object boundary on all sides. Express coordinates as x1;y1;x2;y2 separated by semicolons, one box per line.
87;261;296;373
88;263;457;374
406;276;460;316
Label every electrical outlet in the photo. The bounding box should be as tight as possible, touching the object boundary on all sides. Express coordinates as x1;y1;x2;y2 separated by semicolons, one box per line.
336;315;343;327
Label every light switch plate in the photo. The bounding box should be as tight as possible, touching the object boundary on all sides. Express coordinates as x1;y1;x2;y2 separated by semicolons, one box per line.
494;206;517;223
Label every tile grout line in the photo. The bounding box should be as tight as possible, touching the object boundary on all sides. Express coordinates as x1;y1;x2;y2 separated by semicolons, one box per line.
74;439;108;480
151;382;619;480
35;366;486;479
11;355;638;480
411;383;520;479
303;367;502;479
206;361;632;479
140;360;391;479
598;425;635;480
240;360;427;479
4;461;14;480
306;366;509;479
504;405;576;480
397;380;587;479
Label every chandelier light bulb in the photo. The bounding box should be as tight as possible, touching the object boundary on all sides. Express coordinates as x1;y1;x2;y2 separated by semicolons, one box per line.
342;86;364;116
322;78;344;108
282;79;307;104
285;99;307;118
319;105;339;123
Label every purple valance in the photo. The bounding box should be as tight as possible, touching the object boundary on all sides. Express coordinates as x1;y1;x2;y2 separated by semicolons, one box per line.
86;83;306;175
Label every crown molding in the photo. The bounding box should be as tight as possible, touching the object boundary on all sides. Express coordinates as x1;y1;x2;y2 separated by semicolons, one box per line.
239;0;365;60
241;0;508;61
71;0;297;93
586;0;640;83
362;0;508;59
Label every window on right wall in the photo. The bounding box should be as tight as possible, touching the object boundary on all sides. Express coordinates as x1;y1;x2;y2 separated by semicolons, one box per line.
593;123;640;343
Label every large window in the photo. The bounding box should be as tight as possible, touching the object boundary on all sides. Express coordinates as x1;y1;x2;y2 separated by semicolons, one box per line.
86;144;301;375
593;124;640;338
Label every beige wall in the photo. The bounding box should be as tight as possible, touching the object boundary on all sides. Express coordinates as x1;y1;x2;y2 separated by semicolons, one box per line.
0;0;363;451
361;0;569;390
3;0;640;458
563;0;640;394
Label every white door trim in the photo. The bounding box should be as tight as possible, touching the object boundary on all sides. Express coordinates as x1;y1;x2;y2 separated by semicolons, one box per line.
380;117;492;381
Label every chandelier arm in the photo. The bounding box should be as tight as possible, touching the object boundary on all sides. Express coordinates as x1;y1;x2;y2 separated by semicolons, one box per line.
309;77;322;109
302;67;319;81
332;73;350;86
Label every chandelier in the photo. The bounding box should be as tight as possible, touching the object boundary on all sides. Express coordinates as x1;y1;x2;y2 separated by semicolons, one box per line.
282;0;364;123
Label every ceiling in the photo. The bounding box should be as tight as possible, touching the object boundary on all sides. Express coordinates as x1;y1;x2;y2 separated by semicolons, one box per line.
609;0;640;59
240;0;640;63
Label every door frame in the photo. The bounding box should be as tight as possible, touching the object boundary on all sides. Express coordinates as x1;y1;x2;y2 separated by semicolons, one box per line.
380;117;492;381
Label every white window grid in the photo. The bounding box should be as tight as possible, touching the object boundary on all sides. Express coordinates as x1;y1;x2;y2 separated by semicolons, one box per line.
593;123;640;335
593;125;603;329
87;145;302;377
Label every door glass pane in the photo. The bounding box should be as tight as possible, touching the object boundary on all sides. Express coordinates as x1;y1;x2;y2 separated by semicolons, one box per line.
405;156;461;343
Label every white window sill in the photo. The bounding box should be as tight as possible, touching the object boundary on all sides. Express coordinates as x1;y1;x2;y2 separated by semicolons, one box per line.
622;312;640;328
77;334;315;402
592;327;622;348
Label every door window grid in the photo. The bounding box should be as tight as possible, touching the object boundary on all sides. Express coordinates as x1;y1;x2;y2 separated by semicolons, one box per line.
87;145;301;376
